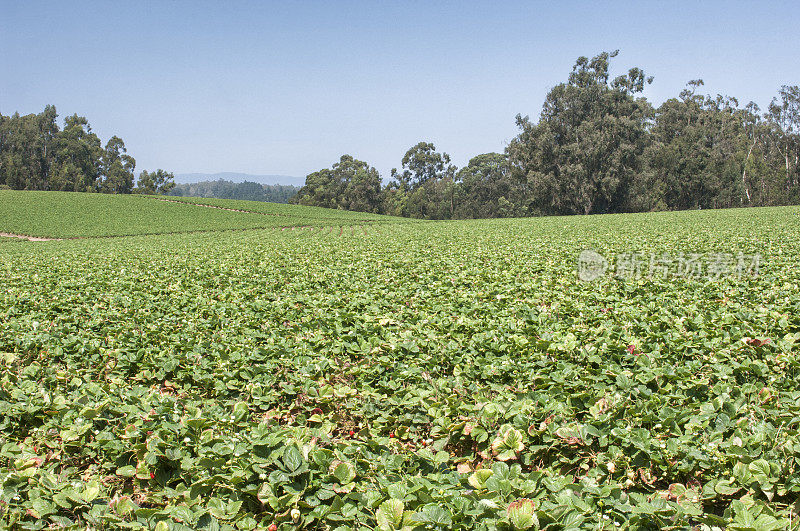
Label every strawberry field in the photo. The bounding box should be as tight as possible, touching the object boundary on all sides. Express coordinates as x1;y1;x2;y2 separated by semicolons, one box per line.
0;191;402;239
2;198;800;529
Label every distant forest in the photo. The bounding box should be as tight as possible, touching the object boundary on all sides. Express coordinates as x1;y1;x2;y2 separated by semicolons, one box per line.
168;180;298;203
4;51;799;218
293;51;800;218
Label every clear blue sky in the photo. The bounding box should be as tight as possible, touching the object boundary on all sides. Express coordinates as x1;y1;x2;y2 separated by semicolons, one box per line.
2;1;798;179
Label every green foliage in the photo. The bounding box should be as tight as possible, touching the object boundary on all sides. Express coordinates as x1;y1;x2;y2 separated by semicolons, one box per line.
293;54;800;220
99;136;136;194
0;107;141;194
49;114;104;192
293;155;383;214
509;51;654;216
1;203;800;528
397;142;455;192
507;499;538;530
136;169;176;195
454;153;519;219
376;499;409;530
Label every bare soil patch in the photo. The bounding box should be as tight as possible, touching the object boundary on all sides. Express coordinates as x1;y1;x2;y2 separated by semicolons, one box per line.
0;232;60;242
158;198;278;215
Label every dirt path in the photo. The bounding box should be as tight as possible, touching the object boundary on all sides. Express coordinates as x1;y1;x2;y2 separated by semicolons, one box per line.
0;232;60;242
155;197;382;223
157;198;274;215
0;225;336;242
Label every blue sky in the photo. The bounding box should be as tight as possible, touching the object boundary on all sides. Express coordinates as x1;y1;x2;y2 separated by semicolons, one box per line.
2;1;799;178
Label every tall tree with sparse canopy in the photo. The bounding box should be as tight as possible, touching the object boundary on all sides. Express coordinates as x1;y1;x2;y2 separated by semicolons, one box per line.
99;136;136;194
136;169;176;195
507;51;654;215
391;142;457;219
768;85;800;194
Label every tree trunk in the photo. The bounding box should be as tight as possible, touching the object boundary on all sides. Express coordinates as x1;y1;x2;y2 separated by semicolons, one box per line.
787;151;791;192
742;137;756;204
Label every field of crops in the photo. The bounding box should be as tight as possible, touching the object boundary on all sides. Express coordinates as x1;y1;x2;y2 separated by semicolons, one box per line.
0;191;402;239
1;194;800;530
161;196;395;222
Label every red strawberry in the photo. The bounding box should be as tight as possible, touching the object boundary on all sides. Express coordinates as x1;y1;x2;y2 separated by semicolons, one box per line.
268;524;278;531
149;472;155;479
389;432;395;438
348;430;355;437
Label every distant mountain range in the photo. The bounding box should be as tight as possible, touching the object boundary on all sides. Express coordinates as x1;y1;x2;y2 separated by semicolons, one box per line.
174;172;305;187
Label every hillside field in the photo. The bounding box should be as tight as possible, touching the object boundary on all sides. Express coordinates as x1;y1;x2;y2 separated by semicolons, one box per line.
0;191;404;239
1;192;800;529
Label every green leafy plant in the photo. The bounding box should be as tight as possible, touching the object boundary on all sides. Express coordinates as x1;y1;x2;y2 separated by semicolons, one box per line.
1;194;799;529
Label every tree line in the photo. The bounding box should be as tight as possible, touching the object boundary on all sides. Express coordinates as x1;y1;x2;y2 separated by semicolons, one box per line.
293;51;800;218
168;179;299;203
0;107;175;195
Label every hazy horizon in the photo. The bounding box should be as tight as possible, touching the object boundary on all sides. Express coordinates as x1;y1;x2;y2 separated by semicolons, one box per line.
173;172;304;186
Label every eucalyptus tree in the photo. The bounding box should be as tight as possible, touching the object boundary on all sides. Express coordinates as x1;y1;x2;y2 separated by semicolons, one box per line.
395;142;454;191
0;110;56;190
507;51;654;215
99;136;136;194
0;106;146;194
50;114;103;192
454;153;517;218
136;169;176;195
767;85;800;195
391;142;456;218
293;155;382;213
